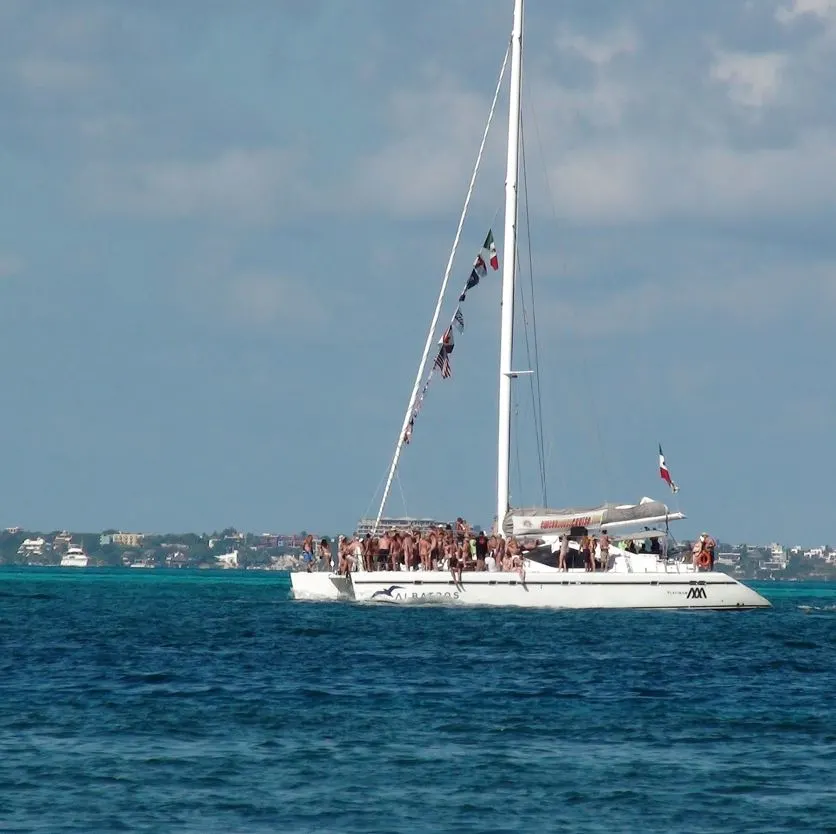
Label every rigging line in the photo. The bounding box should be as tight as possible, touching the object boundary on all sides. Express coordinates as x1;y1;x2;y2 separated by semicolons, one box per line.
372;43;511;534
490;203;502;237
361;464;393;524
512;390;523;508
520;118;547;505
527;85;614;497
511;238;532;503
512;246;544;510
395;471;409;519
515;125;546;505
519;115;548;505
406;191;504;453
512;211;541;506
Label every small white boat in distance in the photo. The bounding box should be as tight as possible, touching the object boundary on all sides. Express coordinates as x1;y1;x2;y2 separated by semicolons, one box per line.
60;546;89;568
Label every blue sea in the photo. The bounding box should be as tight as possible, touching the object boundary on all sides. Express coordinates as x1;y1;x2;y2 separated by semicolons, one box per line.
1;569;834;833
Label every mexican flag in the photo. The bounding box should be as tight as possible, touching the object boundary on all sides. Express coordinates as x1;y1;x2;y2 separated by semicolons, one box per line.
659;444;679;493
484;230;499;270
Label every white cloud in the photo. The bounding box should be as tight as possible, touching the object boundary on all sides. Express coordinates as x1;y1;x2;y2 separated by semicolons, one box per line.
30;4;836;241
535;73;637;133
171;240;328;333
76;114;137;142
776;0;836;24
10;5;109;93
0;255;23;279
548;146;646;221
17;57;99;92
547;131;836;223
548;259;836;340
81;148;306;222
348;79;501;216
342;22;819;225
710;50;787;108
555;26;640;67
225;272;325;328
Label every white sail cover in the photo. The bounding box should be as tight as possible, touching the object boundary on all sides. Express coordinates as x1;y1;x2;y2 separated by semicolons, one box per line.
503;498;682;537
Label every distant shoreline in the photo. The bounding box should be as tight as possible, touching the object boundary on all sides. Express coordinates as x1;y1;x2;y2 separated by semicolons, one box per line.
2;528;835;581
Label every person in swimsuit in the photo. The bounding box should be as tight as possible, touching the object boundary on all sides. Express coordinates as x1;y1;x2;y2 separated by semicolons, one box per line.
443;539;454;568
376;531;390;571
351;536;363;573
337;536;352;576
580;535;593;572
502;537;517;571
301;536;315;572
475;531;488;571
495;537;507;570
411;532;421;570
390;532;402;571
455;517;466;546
402;532;414;571
510;550;524;581
369;536;382;571
361;534;372;571
559;533;570;571
697;533;716;571
428;529;440;570
318;538;331;572
449;551;462;585
501;538;514;571
418;535;430;571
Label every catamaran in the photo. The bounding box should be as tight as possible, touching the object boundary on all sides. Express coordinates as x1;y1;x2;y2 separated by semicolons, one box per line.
291;0;769;610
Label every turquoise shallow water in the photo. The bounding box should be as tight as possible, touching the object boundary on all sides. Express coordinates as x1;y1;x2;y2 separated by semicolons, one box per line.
1;569;834;833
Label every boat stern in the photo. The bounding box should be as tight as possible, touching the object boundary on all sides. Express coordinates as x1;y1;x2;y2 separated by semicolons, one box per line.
734;579;772;609
290;572;354;601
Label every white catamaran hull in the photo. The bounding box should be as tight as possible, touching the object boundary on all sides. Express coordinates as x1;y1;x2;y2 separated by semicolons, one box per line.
290;569;770;609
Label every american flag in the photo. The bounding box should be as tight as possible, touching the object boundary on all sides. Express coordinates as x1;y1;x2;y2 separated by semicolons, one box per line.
434;347;451;379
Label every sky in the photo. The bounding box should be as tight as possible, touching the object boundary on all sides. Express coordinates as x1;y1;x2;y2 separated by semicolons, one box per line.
1;0;835;544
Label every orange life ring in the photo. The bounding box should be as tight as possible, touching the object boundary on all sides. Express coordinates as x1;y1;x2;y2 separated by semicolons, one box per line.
696;551;711;569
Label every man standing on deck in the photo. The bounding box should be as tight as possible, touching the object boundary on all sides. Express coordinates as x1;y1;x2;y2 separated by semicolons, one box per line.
474;530;488;571
599;529;610;571
699;533;716;571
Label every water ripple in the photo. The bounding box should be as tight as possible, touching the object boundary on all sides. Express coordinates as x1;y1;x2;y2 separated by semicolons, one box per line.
0;568;834;833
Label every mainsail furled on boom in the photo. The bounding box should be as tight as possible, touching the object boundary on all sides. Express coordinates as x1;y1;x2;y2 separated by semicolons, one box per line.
503;498;684;538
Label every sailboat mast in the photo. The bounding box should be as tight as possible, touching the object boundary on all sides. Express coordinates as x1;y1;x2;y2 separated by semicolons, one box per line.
496;0;523;531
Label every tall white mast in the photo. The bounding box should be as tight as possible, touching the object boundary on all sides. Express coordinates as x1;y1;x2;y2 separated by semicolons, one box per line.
496;0;524;530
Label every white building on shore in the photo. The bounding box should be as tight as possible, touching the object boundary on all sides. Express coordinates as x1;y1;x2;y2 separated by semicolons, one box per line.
18;537;46;557
216;550;238;569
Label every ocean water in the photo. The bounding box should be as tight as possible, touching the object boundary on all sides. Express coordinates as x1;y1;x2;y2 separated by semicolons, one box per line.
1;569;834;834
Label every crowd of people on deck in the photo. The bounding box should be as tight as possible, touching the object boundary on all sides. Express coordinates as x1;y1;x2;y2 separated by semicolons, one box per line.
299;523;716;575
301;522;527;578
